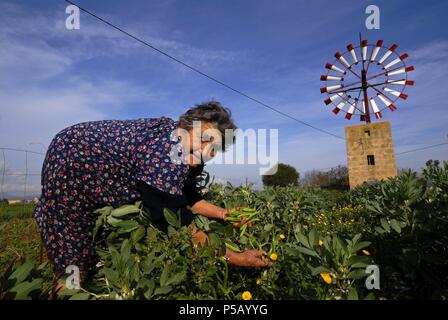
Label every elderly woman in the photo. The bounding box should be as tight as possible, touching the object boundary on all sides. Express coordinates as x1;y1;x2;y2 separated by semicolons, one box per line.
34;100;270;282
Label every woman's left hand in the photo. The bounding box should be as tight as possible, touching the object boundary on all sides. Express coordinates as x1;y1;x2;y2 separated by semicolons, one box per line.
222;207;253;229
191;228;209;247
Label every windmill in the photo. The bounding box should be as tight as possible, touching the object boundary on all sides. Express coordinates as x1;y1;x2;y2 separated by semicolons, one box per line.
320;35;415;188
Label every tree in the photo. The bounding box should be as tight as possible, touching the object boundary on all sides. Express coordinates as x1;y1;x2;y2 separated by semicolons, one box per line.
262;163;299;187
301;165;349;190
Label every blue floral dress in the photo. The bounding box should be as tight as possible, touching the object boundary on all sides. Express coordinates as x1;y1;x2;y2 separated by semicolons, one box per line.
34;117;190;276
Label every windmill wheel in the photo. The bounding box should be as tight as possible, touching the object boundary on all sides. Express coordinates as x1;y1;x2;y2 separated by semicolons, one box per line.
320;38;415;123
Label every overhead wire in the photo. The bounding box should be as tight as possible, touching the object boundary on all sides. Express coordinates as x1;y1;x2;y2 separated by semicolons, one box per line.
64;0;345;140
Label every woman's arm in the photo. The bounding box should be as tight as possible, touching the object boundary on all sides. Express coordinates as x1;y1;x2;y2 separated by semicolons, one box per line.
191;199;226;220
182;165;226;220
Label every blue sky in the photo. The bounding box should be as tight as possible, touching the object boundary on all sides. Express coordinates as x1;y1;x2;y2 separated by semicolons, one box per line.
0;0;447;197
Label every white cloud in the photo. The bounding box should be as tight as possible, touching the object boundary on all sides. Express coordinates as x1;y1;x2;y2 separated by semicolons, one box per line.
0;1;446;198
0;1;251;198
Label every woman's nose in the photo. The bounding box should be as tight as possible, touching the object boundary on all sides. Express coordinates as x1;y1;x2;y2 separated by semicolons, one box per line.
201;143;215;158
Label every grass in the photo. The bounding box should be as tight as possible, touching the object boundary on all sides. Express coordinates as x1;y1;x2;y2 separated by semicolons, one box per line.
0;218;45;275
0;203;35;221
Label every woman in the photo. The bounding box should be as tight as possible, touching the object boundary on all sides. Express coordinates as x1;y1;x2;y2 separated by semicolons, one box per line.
34;100;270;283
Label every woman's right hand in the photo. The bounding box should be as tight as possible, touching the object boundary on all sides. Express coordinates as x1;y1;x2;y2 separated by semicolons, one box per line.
226;249;272;268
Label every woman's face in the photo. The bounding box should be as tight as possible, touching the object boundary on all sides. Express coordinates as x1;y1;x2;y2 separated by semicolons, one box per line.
178;122;221;167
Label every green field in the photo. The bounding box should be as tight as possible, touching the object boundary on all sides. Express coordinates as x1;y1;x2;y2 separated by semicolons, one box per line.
0;203;35;221
1;161;447;300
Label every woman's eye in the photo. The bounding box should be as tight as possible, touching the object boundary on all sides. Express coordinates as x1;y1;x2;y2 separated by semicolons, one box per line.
202;135;214;143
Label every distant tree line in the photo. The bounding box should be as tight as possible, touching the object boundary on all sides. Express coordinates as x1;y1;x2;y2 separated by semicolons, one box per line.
262;163;349;190
301;165;349;190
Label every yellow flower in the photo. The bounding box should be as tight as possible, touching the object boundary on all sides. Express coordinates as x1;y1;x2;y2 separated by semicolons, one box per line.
362;249;370;256
242;291;252;300
256;279;262;286
270;253;278;261
134;255;141;263
320;272;332;284
427;197;433;203
319;239;324;246
279;234;286;240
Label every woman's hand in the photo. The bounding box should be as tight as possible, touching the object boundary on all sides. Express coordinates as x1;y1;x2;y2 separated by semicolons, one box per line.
226;249;272;268
190;226;209;248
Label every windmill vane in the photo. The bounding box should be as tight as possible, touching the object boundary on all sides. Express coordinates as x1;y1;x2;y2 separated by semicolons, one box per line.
320;37;415;123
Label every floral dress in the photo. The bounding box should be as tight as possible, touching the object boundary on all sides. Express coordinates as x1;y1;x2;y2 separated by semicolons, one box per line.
33;117;196;276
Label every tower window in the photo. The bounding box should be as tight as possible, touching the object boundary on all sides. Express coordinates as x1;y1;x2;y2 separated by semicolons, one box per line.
367;155;375;166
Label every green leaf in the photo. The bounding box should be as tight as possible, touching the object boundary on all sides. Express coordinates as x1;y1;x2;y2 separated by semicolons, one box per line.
374;226;385;234
57;288;81;297
364;293;376;300
348;255;371;266
143;278;155;299
154;286;173;296
389;219;402;233
8;261;34;283
308;229;317;246
348;269;368;280
94;206;113;215
295;246;319;258
366;202;382;214
297;233;310;248
348;287;359;300
167;225;177;237
131;226;146;244
380;219;390;232
160;265;170;287
165;271;186;286
106;215;122;227
164;209;180;228
352;241;371;253
9;279;43;300
225;241;241;252
352;233;362;244
351;262;369;269
116;220;139;233
208;232;221;248
69;292;91;300
111;204;140;217
334;236;347;253
103;268;119;284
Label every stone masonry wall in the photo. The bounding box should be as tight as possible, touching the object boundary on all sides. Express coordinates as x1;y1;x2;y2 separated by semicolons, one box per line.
345;121;397;189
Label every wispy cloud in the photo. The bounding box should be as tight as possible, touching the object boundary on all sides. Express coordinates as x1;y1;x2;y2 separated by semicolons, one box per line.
0;0;447;197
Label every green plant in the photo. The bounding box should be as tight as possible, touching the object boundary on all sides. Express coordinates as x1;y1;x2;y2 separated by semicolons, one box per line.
0;261;50;300
2;160;447;300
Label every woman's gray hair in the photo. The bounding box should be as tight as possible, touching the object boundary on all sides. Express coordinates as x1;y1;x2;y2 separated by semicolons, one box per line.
178;100;237;151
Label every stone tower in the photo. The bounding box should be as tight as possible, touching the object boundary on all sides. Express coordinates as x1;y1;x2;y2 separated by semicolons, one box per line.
345;121;397;189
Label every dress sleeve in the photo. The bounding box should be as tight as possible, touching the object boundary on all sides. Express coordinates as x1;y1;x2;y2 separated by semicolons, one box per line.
182;164;205;207
136;179;195;231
